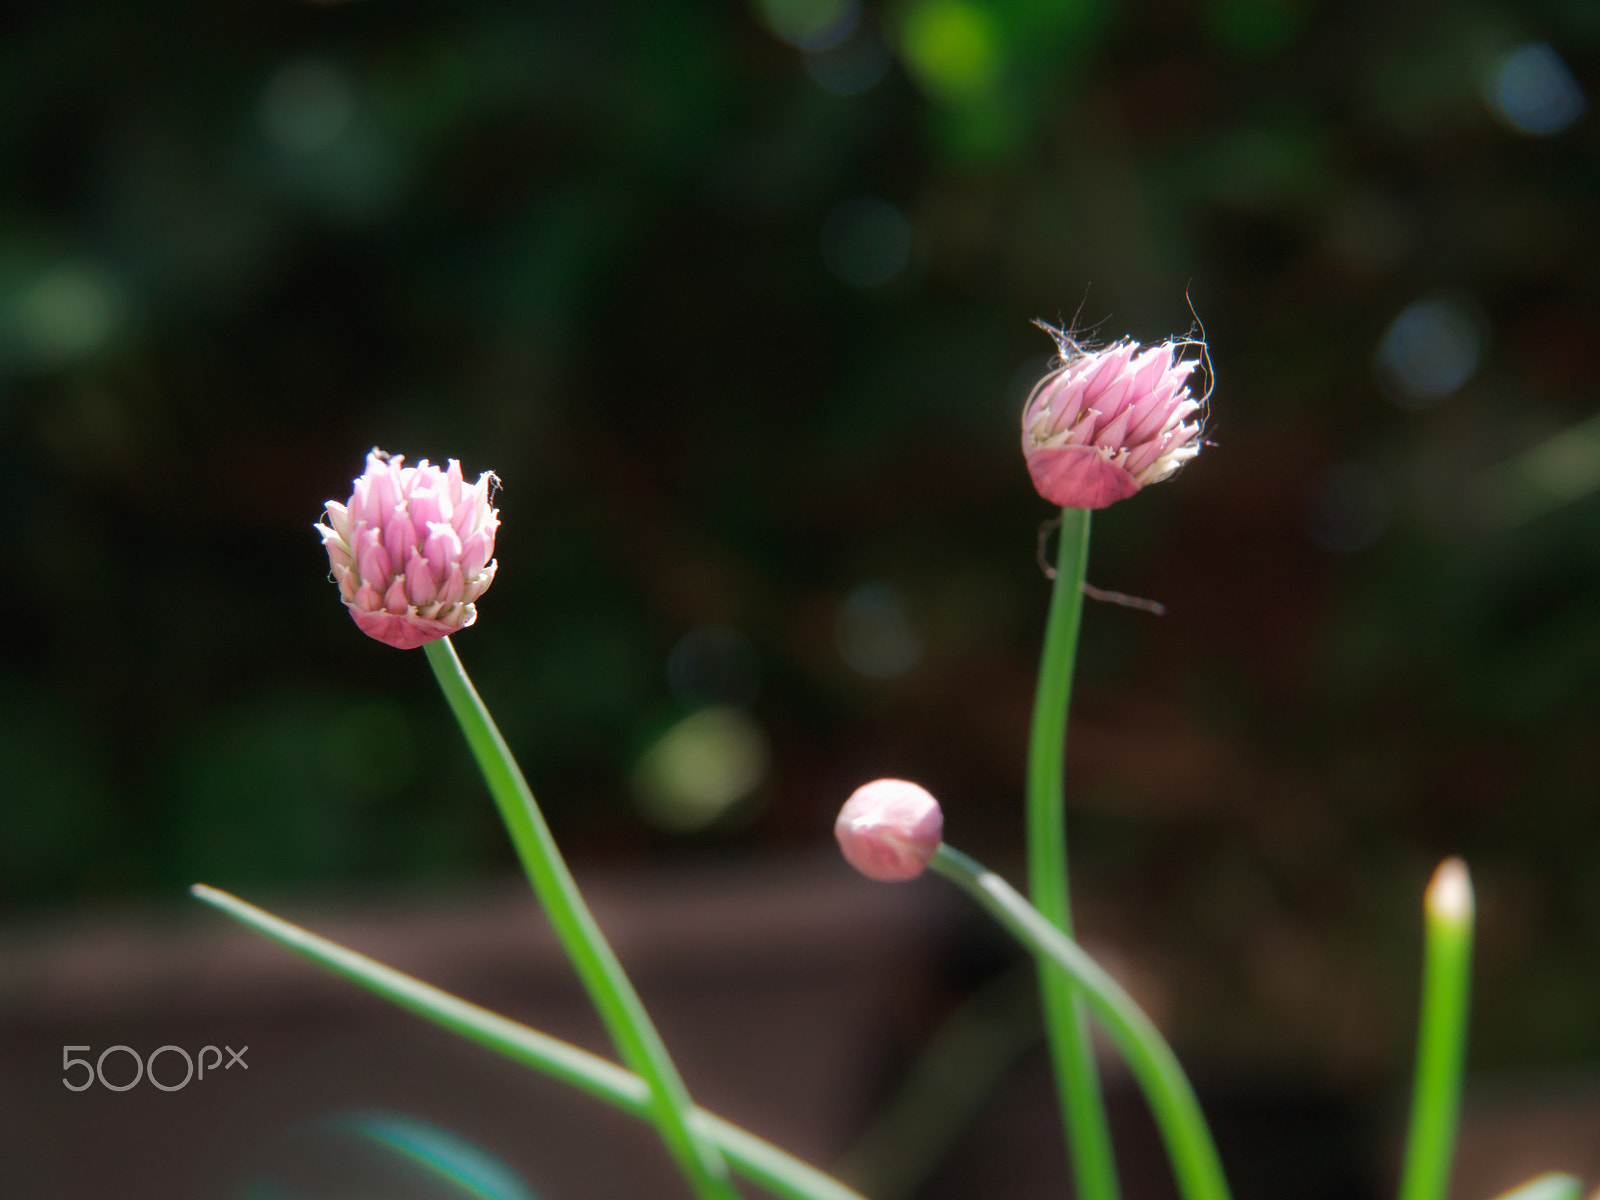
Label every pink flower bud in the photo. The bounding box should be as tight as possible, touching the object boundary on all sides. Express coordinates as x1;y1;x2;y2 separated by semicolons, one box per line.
1021;328;1206;509
315;448;501;650
835;778;944;882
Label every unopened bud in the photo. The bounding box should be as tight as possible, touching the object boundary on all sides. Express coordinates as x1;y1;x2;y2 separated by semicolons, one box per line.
834;778;943;882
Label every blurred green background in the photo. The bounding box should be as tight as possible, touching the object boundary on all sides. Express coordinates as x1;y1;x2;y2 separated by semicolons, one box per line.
2;0;1598;1089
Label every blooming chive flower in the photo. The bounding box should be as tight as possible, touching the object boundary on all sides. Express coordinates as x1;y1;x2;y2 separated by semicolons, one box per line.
316;448;500;650
1021;330;1206;509
835;778;944;882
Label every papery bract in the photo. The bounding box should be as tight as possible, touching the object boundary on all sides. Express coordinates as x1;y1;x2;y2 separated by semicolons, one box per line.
316;448;500;649
835;778;944;882
1022;331;1205;509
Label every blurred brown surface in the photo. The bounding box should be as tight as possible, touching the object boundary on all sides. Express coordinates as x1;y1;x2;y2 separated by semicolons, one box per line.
3;855;1596;1199
0;857;954;1199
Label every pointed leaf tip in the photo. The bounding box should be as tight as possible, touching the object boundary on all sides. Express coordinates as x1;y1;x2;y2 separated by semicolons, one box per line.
1426;858;1474;925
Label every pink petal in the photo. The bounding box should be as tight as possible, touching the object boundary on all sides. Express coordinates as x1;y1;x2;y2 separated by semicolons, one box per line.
356;528;392;587
1023;369;1060;411
323;501;352;543
405;548;439;604
1056;382;1094;435
463;558;496;602
1025;444;1142;509
453;488;488;537
409;485;447;531
1123;438;1168;475
1124;389;1180;446
372;456;404;516
1065;410;1101;446
1089;373;1134;427
351;580;384;613
1096;403;1136;451
439;563;466;605
351;476;380;533
459;529;493;579
1079;344;1136;403
1130;345;1173;395
384;512;418;572
424;522;461;580
315;522;353;570
350;608;459;650
1166;399;1202;430
1167;357;1201;388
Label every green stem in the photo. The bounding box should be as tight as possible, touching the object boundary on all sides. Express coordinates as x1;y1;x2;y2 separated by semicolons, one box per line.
1027;506;1119;1200
190;885;862;1200
930;846;1231;1200
422;637;739;1200
1398;859;1475;1200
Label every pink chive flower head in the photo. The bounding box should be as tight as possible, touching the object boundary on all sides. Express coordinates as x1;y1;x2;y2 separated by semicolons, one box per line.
315;448;500;650
1021;325;1207;510
835;778;944;882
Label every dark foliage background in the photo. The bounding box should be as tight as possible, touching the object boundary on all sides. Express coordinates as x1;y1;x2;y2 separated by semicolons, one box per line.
3;0;1598;1100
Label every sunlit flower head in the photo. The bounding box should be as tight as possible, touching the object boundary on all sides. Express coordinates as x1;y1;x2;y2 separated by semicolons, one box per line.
1021;324;1207;509
316;448;500;650
835;778;944;882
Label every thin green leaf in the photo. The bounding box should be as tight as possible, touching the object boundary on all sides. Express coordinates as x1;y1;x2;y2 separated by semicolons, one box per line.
191;884;866;1200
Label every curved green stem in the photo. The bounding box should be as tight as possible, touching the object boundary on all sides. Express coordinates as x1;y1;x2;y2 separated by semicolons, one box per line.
930;846;1231;1200
423;637;739;1200
1398;859;1475;1200
190;885;861;1200
1027;506;1119;1200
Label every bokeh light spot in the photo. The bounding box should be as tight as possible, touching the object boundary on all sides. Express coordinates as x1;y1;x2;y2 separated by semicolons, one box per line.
896;0;1001;104
13;266;116;364
837;583;923;679
805;24;892;96
261;57;357;153
1374;295;1482;407
632;707;770;832
1478;411;1600;526
820;198;913;288
1487;43;1586;136
754;0;859;51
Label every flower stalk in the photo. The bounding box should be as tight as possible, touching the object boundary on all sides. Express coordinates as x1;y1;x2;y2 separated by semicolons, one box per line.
422;636;741;1200
929;845;1231;1200
1397;858;1475;1200
1027;505;1120;1200
190;885;861;1200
